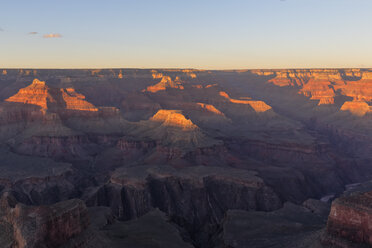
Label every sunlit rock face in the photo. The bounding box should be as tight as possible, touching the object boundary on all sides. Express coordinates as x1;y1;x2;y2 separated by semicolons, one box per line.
118;70;123;79
5;78;98;112
219;91;272;112
61;88;98;111
340;100;371;116
144;75;184;93
150;109;197;130
182;69;197;78
299;79;336;105
196;103;224;116
6;79;50;109
252;69;372;108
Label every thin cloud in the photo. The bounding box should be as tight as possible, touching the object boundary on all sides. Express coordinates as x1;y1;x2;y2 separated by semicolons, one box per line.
28;31;38;35
43;33;62;38
0;27;3;32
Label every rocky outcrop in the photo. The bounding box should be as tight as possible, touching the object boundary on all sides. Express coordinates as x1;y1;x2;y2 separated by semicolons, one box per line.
144;74;184;93
324;191;372;247
6;79;51;110
87;165;282;226
150;109;197;130
5;79;98;113
340;100;371;116
0;148;78;206
219;91;272;112
117;70;123;79
0;196;89;248
182;69;197;78
252;69;372;106
196;103;224;116
299;79;336;105
60;88;98;112
129;109;219;150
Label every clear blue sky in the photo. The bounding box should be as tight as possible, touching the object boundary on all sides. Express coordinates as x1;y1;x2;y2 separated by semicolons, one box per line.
1;0;371;69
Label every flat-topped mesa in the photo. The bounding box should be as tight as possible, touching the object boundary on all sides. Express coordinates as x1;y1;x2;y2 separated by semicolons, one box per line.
61;88;98;112
6;79;50;109
196;103;225;116
219;91;272;112
325;191;372;246
144;75;184;93
340;100;371;116
150;109;198;130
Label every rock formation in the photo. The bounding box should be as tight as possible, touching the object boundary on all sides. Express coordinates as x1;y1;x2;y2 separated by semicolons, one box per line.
299;79;336;105
340;100;371;116
60;88;98;112
150;109;197;130
0;68;371;247
144;75;184;93
196;103;224;116
182;69;197;78
6;79;51;110
88;165;282;235
129;109;219;150
118;70;123;79
219;91;272;112
252;69;372;106
324;191;372;247
5;79;98;112
0;196;89;248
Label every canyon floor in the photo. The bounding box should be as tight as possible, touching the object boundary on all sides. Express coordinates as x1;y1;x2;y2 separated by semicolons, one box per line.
0;68;371;247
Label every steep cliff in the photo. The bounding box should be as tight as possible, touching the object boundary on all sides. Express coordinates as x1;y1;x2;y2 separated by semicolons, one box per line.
324;191;372;247
0;196;89;248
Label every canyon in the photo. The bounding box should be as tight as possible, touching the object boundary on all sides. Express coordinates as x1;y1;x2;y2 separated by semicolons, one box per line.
0;68;371;247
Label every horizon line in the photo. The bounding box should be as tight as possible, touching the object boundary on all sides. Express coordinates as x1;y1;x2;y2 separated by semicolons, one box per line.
1;67;372;71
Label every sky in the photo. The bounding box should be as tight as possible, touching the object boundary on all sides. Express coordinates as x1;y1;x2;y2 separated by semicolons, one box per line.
0;0;372;69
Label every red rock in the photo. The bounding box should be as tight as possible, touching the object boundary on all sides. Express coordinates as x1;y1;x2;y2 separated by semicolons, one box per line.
144;74;184;93
1;196;89;248
5;79;98;113
219;91;272;112
340;101;371;116
196;103;224;116
150;109;197;130
299;79;336;105
325;192;372;246
253;69;372;105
